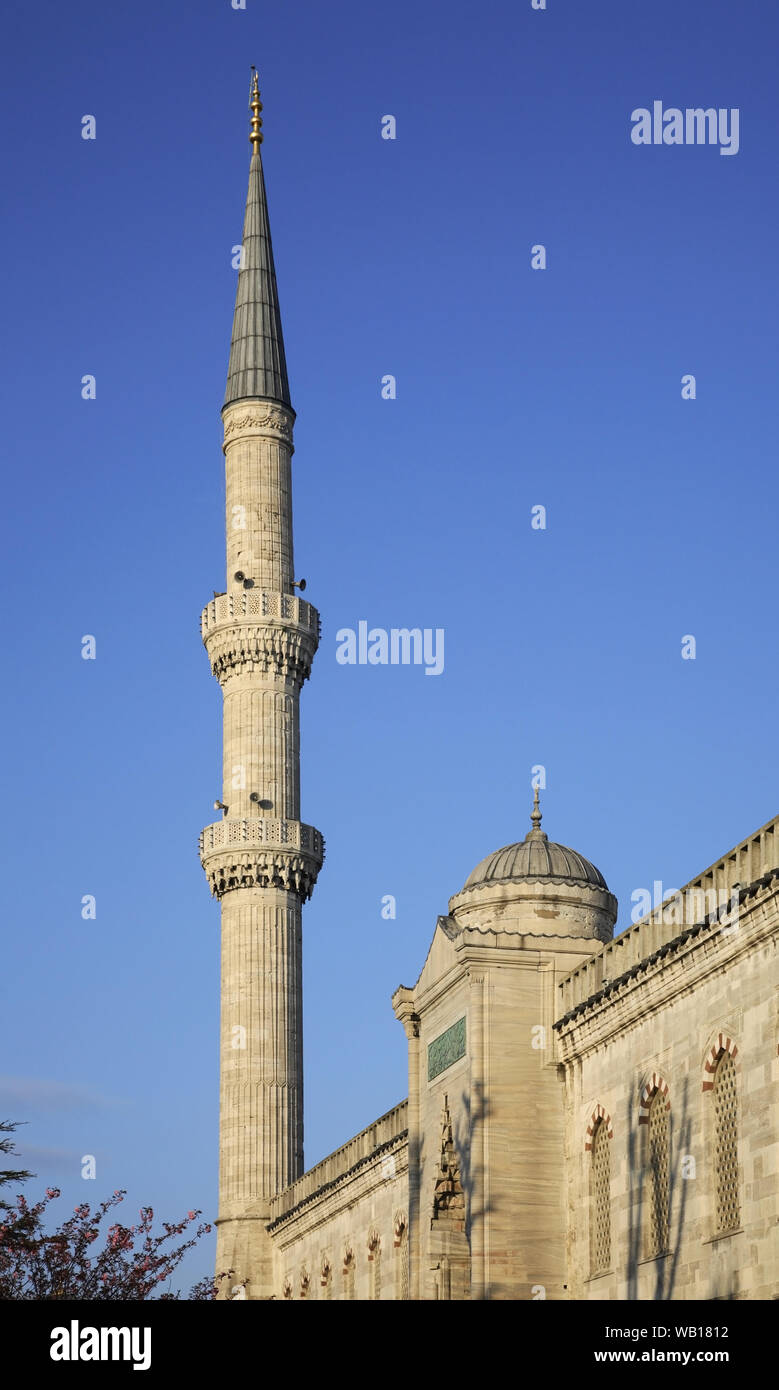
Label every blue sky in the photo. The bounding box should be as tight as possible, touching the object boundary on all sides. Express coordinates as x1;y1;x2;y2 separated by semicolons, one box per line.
1;0;777;1291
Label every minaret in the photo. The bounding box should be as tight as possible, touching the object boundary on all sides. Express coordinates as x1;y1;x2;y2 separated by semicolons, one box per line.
199;72;324;1298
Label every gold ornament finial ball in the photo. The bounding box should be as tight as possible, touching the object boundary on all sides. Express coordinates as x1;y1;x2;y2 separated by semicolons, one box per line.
249;68;264;150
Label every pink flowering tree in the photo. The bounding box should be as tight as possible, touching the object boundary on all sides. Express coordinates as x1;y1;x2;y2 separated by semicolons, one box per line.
0;1186;221;1301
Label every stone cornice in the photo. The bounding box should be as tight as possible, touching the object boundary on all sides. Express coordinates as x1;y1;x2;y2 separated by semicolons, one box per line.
392;988;420;1039
267;1100;409;1238
558;815;779;1012
409;934;599;1019
267;1131;408;1240
554;872;778;1056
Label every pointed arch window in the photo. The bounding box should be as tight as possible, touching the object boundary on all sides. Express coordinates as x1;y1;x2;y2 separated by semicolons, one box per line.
712;1050;740;1233
589;1118;611;1274
646;1090;670;1256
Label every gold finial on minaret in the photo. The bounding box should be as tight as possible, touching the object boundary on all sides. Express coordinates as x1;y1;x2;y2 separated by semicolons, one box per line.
249;66;263;151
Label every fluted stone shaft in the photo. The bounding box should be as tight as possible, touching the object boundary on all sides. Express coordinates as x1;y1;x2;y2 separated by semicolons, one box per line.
222;680;300;822
219;887;304;1211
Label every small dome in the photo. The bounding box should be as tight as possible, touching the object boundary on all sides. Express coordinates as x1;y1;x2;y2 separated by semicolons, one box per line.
461;790;610;894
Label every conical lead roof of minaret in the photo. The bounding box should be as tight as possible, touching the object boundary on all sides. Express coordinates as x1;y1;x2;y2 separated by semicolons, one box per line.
224;146;291;409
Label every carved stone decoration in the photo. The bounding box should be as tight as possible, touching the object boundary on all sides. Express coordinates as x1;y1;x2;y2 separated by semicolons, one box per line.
201;592;320;688
204;622;319;689
431;1094;466;1226
201;589;319;632
428;1016;466;1081
199;818;325;901
223;407;294;442
428;1095;471;1300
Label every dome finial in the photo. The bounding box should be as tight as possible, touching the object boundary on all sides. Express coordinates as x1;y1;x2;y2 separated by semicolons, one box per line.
531;784;542;831
249;66;263;152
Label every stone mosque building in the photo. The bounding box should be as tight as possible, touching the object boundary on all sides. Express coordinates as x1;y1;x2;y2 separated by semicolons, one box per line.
198;77;779;1301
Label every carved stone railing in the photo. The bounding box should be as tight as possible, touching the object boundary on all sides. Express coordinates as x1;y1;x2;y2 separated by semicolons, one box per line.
201;590;319;638
199;817;325;901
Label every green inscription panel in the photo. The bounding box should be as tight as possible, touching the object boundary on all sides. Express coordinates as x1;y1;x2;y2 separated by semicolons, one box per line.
427;1016;466;1081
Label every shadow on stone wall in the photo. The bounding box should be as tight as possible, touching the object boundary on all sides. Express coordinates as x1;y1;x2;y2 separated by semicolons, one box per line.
454;1078;492;1241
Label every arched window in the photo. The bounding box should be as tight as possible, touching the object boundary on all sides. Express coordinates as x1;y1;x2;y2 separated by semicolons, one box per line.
712;1051;740;1233
320;1255;332;1300
282;1276;293;1301
394;1214;409;1300
299;1267;311;1300
367;1230;381;1300
646;1089;670;1256
589;1118;611;1274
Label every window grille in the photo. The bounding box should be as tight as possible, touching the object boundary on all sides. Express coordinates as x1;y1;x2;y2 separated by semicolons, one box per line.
713;1051;740;1232
589;1119;611;1273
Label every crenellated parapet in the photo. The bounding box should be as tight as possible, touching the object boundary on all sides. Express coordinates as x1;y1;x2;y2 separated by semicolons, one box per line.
200;816;324;900
201;590;320;687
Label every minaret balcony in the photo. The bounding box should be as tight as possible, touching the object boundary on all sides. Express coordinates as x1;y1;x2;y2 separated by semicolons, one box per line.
199;816;325;901
201;589;319;636
201;590;320;686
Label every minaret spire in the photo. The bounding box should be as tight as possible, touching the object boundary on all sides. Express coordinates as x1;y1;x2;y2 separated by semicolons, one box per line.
224;70;291;409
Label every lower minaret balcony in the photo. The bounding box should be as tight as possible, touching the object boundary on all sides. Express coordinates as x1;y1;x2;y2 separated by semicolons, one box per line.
201;590;320;686
199;817;324;901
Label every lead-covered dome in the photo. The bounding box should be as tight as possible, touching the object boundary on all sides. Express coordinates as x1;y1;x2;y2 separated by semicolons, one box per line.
463;834;607;892
461;788;609;893
448;790;617;942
